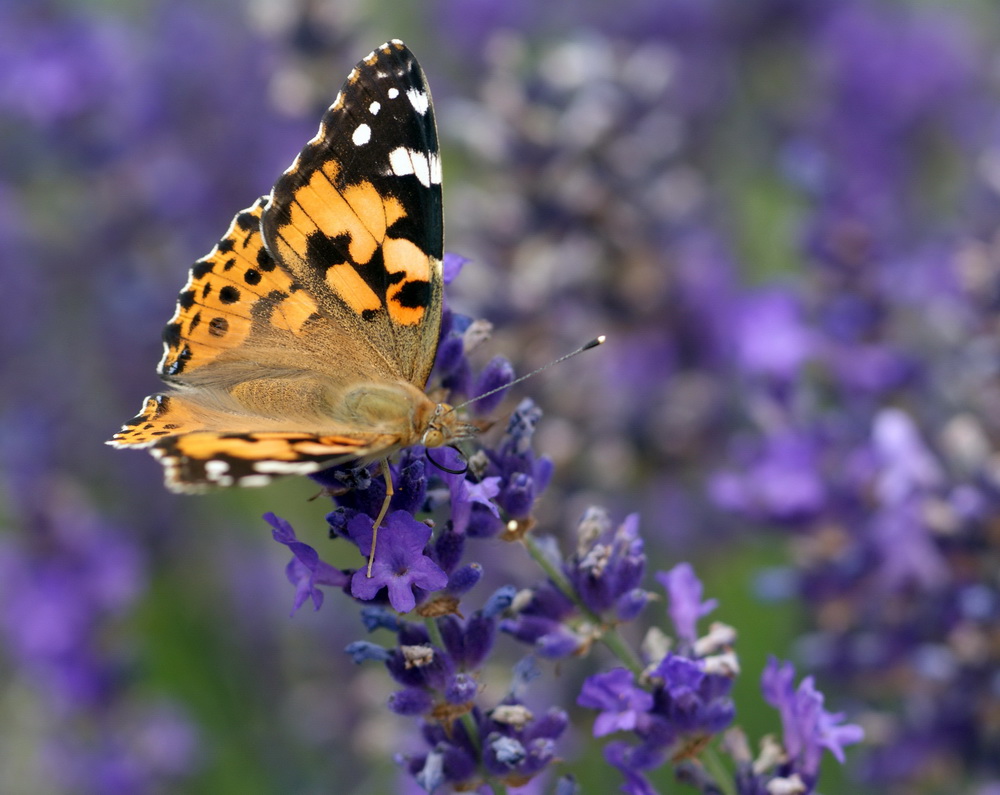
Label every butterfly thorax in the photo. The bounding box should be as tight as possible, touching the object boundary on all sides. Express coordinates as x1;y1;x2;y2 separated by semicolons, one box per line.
335;380;435;439
335;382;475;450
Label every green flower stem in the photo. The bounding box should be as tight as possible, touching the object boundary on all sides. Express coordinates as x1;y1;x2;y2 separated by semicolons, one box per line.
521;533;644;675
600;626;644;675
423;614;447;654
703;746;737;795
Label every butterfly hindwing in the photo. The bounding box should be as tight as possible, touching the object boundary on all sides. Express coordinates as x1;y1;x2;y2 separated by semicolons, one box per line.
261;39;443;387
108;390;404;490
153;429;399;492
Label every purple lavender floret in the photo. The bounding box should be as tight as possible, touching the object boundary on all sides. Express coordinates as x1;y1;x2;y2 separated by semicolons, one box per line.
345;641;392;665
266;512;349;614
577;668;653;736
445;562;483;596
499;581;583;659
404;714;479;788
432;521;468;573
470;355;517;416
432;446;502;536
269;508;450;616
606;741;664;795
348;512;448;614
720;658;864;795
434;308;474;397
385;643;455;692
442;252;468;284
480;703;567;781
576;655;735;784
366;604;500;698
317;451;429;524
657;563;719;646
344;580;571;790
761;657;865;785
649;653;735;738
568;561;861;795
566;511;646;616
438;611;497;670
389;686;435;717
478;399;556;527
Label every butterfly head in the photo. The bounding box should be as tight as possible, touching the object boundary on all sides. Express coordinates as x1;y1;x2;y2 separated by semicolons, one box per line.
421;403;478;449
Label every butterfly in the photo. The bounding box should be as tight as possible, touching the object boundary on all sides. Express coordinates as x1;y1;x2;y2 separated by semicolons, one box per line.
109;40;476;563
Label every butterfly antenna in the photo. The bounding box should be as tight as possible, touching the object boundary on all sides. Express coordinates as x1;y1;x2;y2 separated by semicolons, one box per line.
451;335;606;412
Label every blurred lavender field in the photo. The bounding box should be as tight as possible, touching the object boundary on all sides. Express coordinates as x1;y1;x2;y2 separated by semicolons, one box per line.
2;0;1000;793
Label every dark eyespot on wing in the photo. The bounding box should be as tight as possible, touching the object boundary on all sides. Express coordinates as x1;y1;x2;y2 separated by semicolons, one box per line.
394;279;431;309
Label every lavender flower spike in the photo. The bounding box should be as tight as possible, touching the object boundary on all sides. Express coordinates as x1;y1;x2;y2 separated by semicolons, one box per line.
761;657;864;783
656;563;719;646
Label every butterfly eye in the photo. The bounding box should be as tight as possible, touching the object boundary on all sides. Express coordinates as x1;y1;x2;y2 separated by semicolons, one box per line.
422;426;445;448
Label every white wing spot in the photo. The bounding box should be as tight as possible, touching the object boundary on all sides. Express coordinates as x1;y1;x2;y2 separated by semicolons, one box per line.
406;88;429;115
369;101;381;115
387;87;400;99
388;147;438;188
237;474;273;488
389;147;414;178
205;460;230;480
253;460;323;475
353;123;372;146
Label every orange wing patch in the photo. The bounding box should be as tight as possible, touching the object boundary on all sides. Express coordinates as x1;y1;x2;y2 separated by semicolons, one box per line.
161;431;374;462
269;164;418;321
158;197;322;380
383;237;432;325
108;394;188;448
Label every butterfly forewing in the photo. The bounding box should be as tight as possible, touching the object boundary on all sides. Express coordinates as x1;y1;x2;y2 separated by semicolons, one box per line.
261;40;443;388
155;197;325;384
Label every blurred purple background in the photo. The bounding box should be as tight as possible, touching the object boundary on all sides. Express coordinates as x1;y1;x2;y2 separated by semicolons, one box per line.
2;0;1000;792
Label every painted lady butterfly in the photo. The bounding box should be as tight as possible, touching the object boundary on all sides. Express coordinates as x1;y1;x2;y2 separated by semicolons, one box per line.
109;41;475;512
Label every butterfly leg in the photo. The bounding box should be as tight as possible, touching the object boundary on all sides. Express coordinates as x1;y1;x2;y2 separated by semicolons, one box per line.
366;458;394;577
